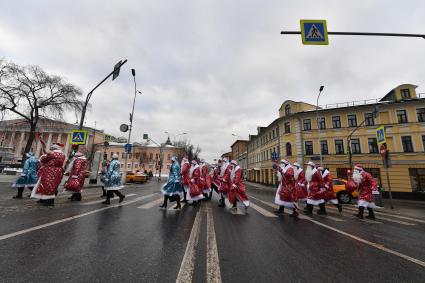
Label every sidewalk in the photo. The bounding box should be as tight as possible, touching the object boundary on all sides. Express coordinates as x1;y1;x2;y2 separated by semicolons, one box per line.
245;181;425;220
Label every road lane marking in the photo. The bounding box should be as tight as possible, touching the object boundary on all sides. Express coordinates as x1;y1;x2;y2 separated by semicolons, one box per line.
0;193;159;241
315;214;345;222
206;203;222;283
248;202;278;218
81;194;137;205
343;205;425;224
176;205;202;283
329;206;415;226
250;196;425;268
137;197;163;209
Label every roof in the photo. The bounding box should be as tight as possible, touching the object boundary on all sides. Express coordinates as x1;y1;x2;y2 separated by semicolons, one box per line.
230;139;248;148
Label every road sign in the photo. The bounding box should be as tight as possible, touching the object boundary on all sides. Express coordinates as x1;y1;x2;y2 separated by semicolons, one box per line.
300;19;329;45
124;143;132;153
120;124;129;133
70;130;87;145
112;60;122;81
376;126;386;145
104;134;112;142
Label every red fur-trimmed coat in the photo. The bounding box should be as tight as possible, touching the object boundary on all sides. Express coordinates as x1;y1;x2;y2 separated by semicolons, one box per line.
64;157;88;193
181;162;191;187
218;164;232;194
322;171;336;201
228;166;249;204
200;163;212;189
358;172;378;202
35;150;65;197
277;165;296;202
307;169;324;200
189;165;202;197
295;169;308;199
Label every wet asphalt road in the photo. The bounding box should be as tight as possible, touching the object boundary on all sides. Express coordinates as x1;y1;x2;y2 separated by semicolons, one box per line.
1;180;425;283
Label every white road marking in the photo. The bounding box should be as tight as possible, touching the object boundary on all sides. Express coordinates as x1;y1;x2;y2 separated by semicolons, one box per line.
344;205;425;224
176;206;202;283
250;196;425;268
315;214;345;222
81;194;137;205
137;198;163;209
0;193;159;241
249;202;278;218
206;204;222;283
330;206;415;226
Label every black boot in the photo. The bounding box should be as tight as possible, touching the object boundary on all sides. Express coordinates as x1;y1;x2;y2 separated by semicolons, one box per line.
102;191;112;205
45;199;54;207
289;208;298;218
13;187;24;199
317;203;327;215
355;206;364;219
74;193;82;201
100;187;107;198
218;197;225;208
366;208;375;220
68;193;76;200
182;192;187;203
159;195;168;208
304;204;313;215
115;190;125;203
336;203;342;213
274;206;284;214
174;198;182;209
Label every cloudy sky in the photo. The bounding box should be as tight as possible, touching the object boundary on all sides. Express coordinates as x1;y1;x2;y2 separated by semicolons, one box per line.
1;0;424;162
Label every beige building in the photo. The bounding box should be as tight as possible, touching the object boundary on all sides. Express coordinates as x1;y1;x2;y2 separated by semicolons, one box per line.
246;84;425;195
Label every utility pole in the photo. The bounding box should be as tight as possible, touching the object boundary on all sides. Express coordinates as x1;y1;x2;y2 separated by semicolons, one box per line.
316;86;324;166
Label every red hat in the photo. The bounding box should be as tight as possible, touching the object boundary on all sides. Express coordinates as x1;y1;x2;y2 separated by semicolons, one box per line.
354;164;364;171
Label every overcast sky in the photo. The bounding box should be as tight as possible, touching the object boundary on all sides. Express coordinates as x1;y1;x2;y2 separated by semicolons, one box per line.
1;0;424;162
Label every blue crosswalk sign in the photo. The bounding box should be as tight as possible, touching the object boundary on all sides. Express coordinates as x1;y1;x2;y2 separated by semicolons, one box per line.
70;130;87;145
300;19;329;45
124;143;132;153
376;126;386;145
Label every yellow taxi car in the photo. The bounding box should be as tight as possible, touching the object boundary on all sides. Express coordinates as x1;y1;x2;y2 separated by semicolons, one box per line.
332;178;359;204
126;172;148;183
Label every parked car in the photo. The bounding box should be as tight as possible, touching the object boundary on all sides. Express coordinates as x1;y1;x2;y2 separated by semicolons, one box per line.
332;178;359;204
126;172;148;183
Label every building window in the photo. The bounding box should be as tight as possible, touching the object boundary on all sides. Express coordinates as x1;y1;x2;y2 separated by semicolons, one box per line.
332;116;341;128
351;139;361;154
149;153;153;160
284;122;290;133
400;88;411;99
305;141;313;155
397;109;408;123
422;135;425;151
318;117;326;129
335;139;344;154
286;142;292;156
368;138;379;153
122;153;125;159
272;130;275;139
285;104;291;116
417;108;425;122
348;114;357;127
168;154;171;160
303;119;311;131
364;113;375;126
320;140;328;155
409;168;425;192
401;136;414;153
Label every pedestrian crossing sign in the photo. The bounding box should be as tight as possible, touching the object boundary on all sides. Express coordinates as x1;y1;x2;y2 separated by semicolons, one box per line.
376;126;386;145
300;19;329;45
70;130;87;145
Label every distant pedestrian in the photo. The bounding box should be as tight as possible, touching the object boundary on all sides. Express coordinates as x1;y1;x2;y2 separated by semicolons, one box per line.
13;152;38;199
303;161;326;215
274;160;298;217
99;159;110;198
180;157;190;202
228;160;250;211
320;167;342;212
186;160;204;204
31;142;66;207
102;154;125;205
64;151;88;201
346;164;378;220
217;158;231;207
199;159;212;200
160;156;184;209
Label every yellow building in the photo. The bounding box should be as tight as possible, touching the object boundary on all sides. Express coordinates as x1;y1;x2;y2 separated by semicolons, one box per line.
247;84;425;195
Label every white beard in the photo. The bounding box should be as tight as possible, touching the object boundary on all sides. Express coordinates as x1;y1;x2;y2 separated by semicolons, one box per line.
352;171;363;184
305;167;315;182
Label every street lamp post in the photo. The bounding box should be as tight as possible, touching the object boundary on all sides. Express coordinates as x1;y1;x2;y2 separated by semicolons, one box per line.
316;86;324;167
123;69;138;183
144;136;163;181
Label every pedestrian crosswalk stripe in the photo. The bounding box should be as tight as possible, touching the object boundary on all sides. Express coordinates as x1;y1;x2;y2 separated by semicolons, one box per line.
249;202;278;218
343;205;425;224
137;197;163;209
81;193;137;205
315;214;345;222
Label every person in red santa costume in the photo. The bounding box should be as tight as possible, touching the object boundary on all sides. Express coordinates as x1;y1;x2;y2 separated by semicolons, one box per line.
304;161;326;215
228;160;250;211
347;164;378;220
180;157;191;203
187;160;204;204
64;151;88;201
293;162;308;203
31;142;66;207
199;158;212;200
210;159;222;200
274;159;298;217
319;167;342;213
218;157;231;208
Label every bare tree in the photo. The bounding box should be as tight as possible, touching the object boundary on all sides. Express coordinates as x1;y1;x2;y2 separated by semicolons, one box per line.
174;138;202;161
0;60;84;164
